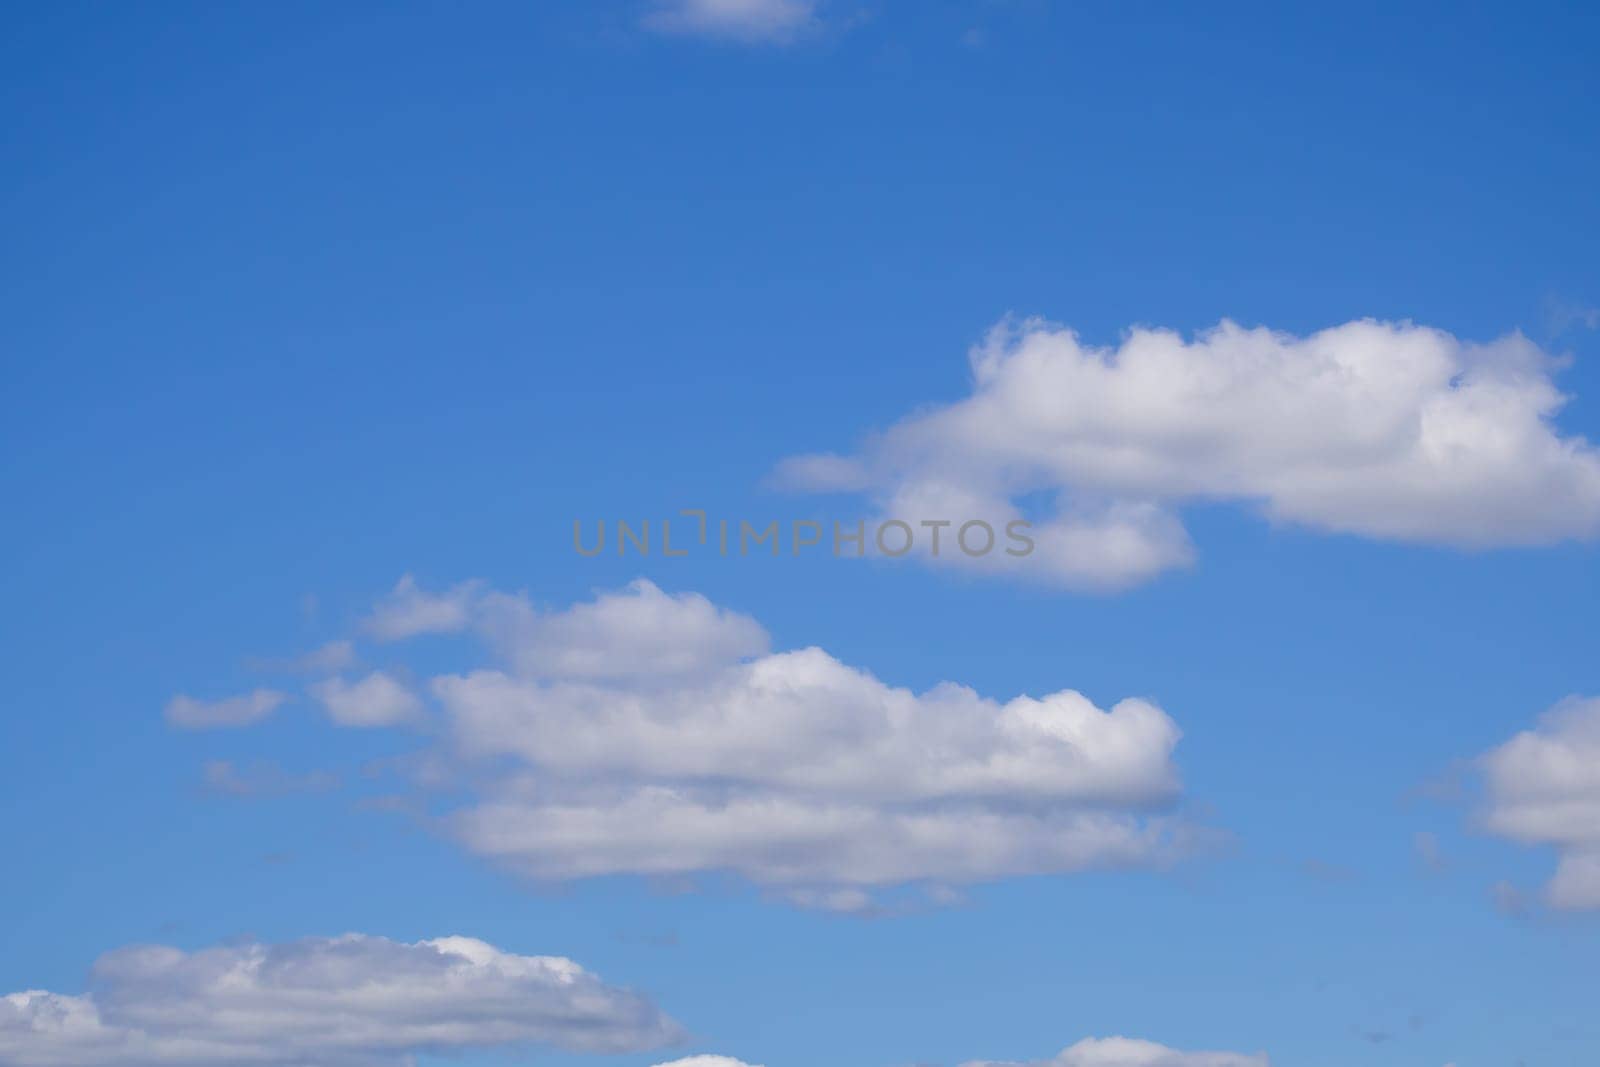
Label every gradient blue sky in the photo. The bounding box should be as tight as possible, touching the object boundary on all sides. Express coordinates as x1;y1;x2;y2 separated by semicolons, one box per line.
3;3;1599;1066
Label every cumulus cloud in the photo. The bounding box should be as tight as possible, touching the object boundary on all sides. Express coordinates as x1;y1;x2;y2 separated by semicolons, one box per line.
189;577;1206;909
777;317;1600;589
642;0;819;43
1476;696;1600;910
653;1058;764;1067
961;1036;1269;1067
435;580;1195;902
0;933;680;1066
163;689;285;730
310;670;425;727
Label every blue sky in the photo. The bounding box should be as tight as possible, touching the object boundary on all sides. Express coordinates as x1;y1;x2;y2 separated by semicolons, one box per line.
3;3;1599;1066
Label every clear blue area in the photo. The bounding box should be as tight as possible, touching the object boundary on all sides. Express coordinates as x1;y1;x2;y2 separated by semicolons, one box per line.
2;3;1597;1065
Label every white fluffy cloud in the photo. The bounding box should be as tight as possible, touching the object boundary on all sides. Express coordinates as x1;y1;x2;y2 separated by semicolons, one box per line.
778;317;1600;589
310;670;425;727
163;688;285;730
1477;696;1600;910
192;577;1204;909
642;0;818;43
431;580;1196;904
653;1058;764;1067
961;1036;1269;1067
0;934;680;1066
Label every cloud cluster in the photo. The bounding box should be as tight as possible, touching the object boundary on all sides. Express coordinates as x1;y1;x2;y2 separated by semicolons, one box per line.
436;580;1196;904
778;317;1600;588
0;934;680;1066
179;577;1204;909
961;1036;1269;1066
1477;696;1600;910
642;0;819;43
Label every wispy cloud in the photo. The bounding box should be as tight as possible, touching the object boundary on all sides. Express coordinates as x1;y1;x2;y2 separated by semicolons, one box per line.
163;688;286;730
362;574;480;641
201;760;338;798
642;0;821;44
246;639;355;675
1413;831;1448;873
1542;295;1600;337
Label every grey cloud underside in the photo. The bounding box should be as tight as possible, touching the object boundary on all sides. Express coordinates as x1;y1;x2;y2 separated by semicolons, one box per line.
0;935;680;1067
778;317;1600;588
